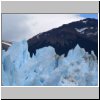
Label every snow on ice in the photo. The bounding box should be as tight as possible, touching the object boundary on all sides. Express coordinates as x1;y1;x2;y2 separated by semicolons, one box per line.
2;40;98;86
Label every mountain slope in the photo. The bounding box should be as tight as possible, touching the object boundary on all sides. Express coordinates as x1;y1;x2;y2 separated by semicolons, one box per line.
28;18;98;57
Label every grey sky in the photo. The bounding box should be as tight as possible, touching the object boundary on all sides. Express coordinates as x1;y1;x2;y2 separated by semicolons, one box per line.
2;14;84;42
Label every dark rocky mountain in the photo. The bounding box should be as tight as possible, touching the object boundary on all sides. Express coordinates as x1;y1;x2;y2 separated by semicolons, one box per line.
2;40;12;51
28;18;98;57
2;18;98;58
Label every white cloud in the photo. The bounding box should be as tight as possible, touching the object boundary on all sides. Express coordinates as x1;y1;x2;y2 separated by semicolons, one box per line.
2;14;84;42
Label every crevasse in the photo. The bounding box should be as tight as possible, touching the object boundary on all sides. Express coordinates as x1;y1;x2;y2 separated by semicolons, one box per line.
2;40;98;86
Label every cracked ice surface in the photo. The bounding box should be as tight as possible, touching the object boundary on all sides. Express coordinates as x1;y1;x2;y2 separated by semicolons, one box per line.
2;40;98;86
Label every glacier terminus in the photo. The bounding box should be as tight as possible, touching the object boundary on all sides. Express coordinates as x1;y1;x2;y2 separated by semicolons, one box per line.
2;40;98;86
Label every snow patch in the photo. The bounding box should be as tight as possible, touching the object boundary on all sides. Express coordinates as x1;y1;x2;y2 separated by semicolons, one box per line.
75;28;88;33
82;20;87;24
2;42;12;46
90;27;94;29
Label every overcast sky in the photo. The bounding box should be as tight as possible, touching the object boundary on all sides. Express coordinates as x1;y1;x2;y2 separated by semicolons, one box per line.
2;14;98;42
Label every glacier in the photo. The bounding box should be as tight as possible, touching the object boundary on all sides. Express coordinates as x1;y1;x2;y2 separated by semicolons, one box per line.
2;40;98;86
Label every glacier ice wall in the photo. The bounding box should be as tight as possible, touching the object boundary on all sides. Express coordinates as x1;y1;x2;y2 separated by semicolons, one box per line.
2;40;98;86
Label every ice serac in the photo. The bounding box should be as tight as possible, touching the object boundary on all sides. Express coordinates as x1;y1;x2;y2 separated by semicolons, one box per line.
35;46;57;84
57;44;98;86
2;41;98;86
2;40;30;85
